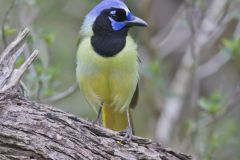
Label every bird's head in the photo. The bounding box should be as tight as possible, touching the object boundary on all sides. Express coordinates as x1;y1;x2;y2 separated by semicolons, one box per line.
81;0;148;36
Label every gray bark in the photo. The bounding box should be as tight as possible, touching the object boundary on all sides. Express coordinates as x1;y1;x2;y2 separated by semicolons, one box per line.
0;92;191;160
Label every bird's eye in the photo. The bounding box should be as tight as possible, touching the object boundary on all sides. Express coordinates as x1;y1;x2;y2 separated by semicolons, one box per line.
109;10;117;19
108;9;127;22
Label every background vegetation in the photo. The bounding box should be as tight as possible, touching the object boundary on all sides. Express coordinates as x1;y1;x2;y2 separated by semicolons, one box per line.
0;0;240;159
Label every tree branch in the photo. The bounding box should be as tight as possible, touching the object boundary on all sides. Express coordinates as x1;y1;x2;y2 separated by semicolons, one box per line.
42;83;78;103
0;28;39;93
0;92;191;160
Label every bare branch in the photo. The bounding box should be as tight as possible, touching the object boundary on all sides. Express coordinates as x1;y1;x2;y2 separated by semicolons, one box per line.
0;28;30;89
0;28;29;64
0;28;39;93
7;44;25;76
0;50;38;93
43;83;78;103
150;4;190;59
0;92;192;160
197;52;231;79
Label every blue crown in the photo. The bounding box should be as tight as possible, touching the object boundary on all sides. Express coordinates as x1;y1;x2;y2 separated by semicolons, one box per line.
87;0;128;19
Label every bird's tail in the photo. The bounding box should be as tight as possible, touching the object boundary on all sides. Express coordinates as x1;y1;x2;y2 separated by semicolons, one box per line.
102;105;128;131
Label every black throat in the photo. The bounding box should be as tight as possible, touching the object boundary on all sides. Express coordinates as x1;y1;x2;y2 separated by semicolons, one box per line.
91;10;129;57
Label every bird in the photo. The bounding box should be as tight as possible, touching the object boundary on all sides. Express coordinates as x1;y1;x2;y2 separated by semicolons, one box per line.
76;0;148;142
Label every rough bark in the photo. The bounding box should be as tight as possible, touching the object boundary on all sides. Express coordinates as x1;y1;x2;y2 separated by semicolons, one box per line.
0;92;191;160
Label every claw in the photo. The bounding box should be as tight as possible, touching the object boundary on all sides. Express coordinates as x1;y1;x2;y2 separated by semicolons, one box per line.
92;118;102;126
119;127;133;143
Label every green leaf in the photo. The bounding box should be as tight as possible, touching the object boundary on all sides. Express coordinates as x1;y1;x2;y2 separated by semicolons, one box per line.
221;38;240;58
198;97;209;111
15;56;25;68
205;120;237;158
33;59;44;75
26;34;34;45
3;25;17;36
42;88;53;97
46;67;58;77
198;92;224;115
40;30;56;45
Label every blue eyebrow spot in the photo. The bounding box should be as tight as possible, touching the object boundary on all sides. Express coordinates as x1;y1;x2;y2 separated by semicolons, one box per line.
109;17;126;31
126;12;133;21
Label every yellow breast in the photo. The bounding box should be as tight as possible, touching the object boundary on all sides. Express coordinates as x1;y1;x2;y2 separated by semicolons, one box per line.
76;36;139;112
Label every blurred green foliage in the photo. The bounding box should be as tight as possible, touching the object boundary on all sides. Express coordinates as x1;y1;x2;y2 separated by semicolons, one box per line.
2;24;16;36
40;30;56;45
222;38;240;59
146;59;167;88
202;120;237;160
198;92;225;115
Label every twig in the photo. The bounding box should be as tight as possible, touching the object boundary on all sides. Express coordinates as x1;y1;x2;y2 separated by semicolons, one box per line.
150;4;188;59
197;52;231;79
1;0;16;48
0;28;30;89
7;44;26;76
0;27;38;93
43;83;78;103
0;50;39;92
184;1;203;110
16;50;39;81
0;28;30;64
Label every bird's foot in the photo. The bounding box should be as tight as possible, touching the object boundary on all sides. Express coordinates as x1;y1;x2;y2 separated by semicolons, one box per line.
92;118;102;127
118;127;133;143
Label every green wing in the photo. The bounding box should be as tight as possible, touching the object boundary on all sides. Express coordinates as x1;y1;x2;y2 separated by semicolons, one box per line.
130;83;139;109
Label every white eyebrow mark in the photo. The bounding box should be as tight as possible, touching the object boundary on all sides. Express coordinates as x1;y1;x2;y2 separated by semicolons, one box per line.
110;10;116;15
125;10;130;16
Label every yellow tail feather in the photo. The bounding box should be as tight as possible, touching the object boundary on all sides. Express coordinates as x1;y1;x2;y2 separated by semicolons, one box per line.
102;106;128;131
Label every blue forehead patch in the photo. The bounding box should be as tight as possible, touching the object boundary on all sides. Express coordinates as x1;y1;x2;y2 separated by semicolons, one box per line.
126;12;133;21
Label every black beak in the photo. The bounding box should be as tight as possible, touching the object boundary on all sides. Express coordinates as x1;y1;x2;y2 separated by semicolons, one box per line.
125;16;148;27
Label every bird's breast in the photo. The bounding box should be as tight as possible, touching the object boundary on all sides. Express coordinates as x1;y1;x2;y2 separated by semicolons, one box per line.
76;36;139;110
77;36;138;73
